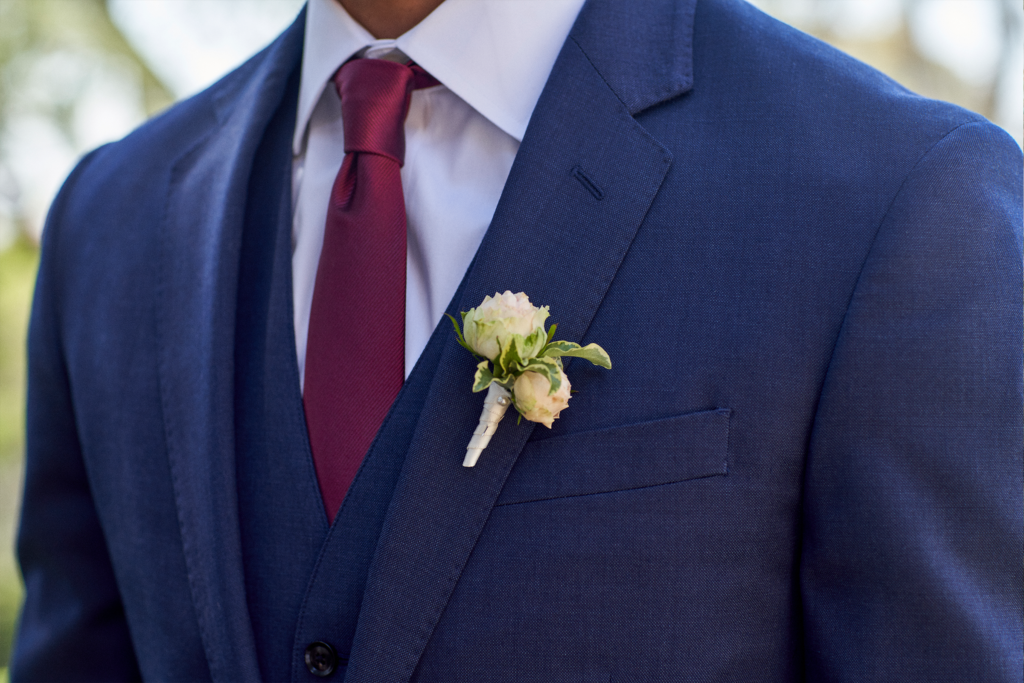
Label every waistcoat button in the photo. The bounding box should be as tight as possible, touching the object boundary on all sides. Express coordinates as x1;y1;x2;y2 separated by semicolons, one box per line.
304;641;338;677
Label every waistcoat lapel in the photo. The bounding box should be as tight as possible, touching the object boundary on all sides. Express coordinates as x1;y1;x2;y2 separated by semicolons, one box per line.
342;1;696;680
156;10;305;681
232;58;331;683
289;269;474;682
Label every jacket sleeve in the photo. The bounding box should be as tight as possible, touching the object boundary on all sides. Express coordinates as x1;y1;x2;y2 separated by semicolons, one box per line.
801;121;1023;680
11;150;142;682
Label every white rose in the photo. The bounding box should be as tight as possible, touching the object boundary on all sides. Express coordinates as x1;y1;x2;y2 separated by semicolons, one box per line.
513;369;571;428
463;291;549;361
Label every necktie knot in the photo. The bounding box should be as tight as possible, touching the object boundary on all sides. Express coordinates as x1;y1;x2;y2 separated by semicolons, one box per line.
333;59;438;165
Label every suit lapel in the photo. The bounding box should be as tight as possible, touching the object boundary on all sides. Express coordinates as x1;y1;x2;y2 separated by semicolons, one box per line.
345;1;695;680
156;11;304;681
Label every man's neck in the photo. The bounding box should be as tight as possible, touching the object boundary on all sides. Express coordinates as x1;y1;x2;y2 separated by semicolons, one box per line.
339;0;446;39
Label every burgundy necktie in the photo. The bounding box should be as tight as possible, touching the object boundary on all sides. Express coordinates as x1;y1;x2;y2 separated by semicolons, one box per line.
304;58;438;523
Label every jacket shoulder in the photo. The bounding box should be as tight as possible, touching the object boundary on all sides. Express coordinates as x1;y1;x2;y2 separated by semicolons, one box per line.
68;44;273;202
689;0;991;141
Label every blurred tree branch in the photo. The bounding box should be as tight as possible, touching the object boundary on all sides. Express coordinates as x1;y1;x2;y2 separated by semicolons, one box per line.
0;0;174;244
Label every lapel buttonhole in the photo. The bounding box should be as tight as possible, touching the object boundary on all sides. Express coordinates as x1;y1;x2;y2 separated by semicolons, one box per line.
571;166;605;200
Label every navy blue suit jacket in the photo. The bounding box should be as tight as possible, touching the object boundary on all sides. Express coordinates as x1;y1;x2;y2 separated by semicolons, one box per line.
13;0;1023;680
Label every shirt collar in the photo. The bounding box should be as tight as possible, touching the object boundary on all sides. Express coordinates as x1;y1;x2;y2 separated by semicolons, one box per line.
293;0;587;155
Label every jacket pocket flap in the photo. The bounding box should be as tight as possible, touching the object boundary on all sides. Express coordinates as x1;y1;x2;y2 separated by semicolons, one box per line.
496;408;731;505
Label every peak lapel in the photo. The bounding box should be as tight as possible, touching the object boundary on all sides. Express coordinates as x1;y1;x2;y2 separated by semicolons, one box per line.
156;11;304;681
345;1;695;680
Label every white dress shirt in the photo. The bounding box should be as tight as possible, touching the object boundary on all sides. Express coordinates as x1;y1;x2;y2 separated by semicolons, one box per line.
292;0;586;388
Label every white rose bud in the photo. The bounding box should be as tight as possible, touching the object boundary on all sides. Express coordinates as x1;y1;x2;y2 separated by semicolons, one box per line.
463;291;549;361
513;369;571;429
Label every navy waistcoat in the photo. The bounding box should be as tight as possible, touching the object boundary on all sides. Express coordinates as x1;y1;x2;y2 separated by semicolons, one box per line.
233;61;473;681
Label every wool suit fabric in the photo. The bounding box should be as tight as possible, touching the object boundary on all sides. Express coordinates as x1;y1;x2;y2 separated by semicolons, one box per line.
13;0;1022;681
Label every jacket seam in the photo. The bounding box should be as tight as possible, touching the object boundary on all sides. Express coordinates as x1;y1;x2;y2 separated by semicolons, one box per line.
795;119;992;604
568;35;629;112
44;145;108;360
804;119;988;448
495;469;729;508
794;119;997;676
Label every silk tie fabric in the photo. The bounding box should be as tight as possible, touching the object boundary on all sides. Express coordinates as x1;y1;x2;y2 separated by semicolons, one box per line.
304;58;438;523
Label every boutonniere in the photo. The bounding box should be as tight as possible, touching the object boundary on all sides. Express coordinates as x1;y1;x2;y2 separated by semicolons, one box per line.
448;291;611;466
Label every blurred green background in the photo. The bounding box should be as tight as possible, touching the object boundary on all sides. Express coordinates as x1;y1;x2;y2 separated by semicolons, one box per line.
0;0;1020;676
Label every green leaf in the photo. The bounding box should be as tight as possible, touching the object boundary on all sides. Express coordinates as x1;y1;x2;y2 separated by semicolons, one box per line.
545;323;558;344
446;313;477;355
519;327;546;362
519;356;562;394
541;340;580;356
472;360;495;392
494;335;519;377
446;313;465;343
542;341;611;369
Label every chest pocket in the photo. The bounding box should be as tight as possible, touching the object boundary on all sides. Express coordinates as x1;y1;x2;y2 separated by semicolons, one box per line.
496;408;731;506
